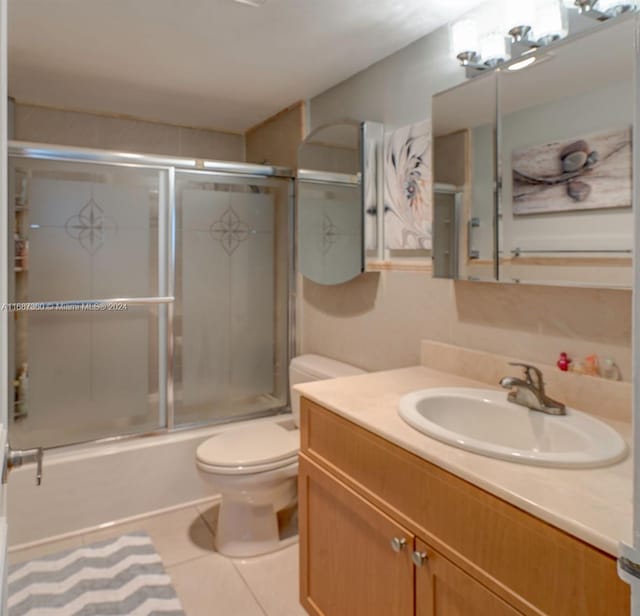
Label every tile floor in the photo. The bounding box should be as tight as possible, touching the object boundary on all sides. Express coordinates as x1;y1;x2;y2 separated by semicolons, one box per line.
9;502;307;616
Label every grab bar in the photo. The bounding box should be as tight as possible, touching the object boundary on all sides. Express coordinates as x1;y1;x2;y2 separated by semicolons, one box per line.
5;296;174;310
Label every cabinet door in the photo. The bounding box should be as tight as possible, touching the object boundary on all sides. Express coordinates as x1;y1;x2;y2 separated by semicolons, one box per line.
415;539;522;616
299;455;414;616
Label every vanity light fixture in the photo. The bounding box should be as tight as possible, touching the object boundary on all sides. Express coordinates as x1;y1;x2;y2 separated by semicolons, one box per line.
451;19;481;66
507;0;538;45
451;19;509;72
534;0;569;45
573;0;637;19
451;0;636;75
586;0;639;17
479;32;511;66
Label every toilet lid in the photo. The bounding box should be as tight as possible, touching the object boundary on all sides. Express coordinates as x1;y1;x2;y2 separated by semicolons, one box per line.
196;422;299;469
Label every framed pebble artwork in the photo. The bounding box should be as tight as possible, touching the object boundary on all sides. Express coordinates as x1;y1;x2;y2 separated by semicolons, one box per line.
511;127;632;215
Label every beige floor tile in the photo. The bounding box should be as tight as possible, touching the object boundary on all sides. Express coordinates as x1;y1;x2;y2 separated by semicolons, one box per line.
8;535;84;566
234;543;305;616
169;553;265;616
82;506;215;567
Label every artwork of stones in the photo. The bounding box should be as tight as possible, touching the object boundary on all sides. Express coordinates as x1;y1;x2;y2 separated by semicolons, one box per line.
512;128;632;215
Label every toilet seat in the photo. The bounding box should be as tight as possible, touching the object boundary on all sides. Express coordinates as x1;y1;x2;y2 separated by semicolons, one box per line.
197;456;298;475
196;422;299;476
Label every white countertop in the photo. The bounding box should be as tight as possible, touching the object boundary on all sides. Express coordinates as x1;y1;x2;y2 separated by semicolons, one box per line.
295;366;632;557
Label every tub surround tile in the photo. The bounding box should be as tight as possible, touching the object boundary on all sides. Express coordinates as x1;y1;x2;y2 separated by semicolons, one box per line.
179;126;244;161
294;366;632;556
420;340;631;423
15;105;104;149
233;543;306;616
168;553;266;616
13;103;244;161
245;102;304;168
101;116;179;155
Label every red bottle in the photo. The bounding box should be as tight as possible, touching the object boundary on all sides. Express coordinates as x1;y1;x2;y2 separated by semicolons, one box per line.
557;352;571;372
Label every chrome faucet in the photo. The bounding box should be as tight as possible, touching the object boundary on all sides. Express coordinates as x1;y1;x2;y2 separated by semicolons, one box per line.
499;363;566;416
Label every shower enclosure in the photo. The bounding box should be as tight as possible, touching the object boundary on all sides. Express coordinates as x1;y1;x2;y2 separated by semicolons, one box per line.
7;143;293;451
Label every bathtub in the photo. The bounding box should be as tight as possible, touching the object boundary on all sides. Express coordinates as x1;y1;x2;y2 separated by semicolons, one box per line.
7;414;290;549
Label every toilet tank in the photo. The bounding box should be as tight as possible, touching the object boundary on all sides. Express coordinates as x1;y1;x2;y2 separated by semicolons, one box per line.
289;354;366;427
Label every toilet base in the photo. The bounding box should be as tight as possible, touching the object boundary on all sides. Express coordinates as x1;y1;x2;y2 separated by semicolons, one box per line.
215;499;298;558
197;456;299;558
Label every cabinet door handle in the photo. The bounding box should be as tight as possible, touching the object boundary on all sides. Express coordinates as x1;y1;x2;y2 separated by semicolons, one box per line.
412;550;429;567
390;537;407;552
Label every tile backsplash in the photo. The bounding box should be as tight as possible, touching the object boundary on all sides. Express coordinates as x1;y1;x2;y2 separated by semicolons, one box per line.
420;340;631;423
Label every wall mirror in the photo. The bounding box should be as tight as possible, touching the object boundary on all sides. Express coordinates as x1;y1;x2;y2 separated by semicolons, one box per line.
499;16;634;288
433;14;635;289
432;72;497;282
297;121;383;285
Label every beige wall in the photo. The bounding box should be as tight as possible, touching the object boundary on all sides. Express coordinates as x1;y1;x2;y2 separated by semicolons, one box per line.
302;25;633;381
13;103;244;161
301;274;631;380
245;102;305;168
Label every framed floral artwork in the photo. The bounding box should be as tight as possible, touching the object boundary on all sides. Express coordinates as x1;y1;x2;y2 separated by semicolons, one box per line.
384;120;432;250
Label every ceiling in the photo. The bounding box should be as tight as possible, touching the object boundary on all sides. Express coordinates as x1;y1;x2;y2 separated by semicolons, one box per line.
8;0;484;133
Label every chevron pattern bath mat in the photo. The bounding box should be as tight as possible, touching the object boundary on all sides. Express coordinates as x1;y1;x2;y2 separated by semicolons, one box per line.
8;532;185;616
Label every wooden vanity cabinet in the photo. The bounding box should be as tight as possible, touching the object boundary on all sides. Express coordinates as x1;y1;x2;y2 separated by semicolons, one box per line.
299;456;519;616
298;398;630;616
414;538;521;616
299;456;414;616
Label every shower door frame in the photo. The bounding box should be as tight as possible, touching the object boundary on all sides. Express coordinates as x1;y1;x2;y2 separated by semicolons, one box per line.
7;141;296;449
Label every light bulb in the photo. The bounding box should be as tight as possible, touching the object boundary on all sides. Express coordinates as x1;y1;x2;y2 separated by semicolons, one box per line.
596;0;638;15
534;0;569;44
480;32;510;66
506;0;536;31
507;56;538;71
451;19;479;60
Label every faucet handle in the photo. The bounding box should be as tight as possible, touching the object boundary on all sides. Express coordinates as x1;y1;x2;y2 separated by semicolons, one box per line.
508;362;544;390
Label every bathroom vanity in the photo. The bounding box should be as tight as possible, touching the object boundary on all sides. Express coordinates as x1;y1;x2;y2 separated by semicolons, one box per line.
296;365;631;616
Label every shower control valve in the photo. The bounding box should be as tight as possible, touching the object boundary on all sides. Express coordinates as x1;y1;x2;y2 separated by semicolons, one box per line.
4;445;44;486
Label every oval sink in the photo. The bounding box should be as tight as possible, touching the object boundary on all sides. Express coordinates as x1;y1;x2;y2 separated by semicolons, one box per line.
398;387;627;468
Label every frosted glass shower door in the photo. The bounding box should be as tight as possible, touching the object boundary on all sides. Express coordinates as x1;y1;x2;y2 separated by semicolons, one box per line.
175;173;289;426
8;159;167;449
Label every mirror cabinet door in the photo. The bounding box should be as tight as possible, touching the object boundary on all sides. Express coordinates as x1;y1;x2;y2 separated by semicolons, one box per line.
297;178;363;285
297;121;383;285
432;72;498;281
498;16;635;288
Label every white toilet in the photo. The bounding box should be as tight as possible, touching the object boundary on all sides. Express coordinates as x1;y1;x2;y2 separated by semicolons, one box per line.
195;354;365;558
